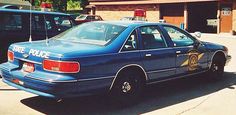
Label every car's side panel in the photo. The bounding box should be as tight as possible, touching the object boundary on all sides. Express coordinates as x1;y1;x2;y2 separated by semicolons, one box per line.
197;44;210;69
78;52;143;80
160;25;209;75
173;46;209;75
140;48;176;81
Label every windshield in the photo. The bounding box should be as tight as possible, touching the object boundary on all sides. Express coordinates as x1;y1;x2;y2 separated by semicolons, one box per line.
76;15;87;20
54;22;126;45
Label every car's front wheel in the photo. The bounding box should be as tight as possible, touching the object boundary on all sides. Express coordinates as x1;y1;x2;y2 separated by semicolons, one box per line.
208;56;225;79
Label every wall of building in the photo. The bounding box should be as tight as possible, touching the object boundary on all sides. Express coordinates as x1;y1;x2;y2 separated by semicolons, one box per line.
92;1;236;34
95;4;160;22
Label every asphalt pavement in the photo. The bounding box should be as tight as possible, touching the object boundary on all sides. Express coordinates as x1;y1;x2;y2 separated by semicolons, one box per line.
0;33;236;115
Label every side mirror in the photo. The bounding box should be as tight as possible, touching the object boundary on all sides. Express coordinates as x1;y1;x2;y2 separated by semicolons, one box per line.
194;41;200;48
194;31;201;38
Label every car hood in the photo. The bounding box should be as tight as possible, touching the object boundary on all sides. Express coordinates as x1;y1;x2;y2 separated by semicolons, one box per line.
9;39;106;63
201;41;225;51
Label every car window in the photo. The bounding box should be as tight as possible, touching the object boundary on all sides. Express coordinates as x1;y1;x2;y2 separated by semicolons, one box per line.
76;15;86;20
86;16;92;20
163;26;194;47
54;16;72;31
95;16;101;20
140;26;166;49
54;22;126;46
32;15;45;31
122;30;138;51
44;15;55;31
0;14;22;31
90;16;95;20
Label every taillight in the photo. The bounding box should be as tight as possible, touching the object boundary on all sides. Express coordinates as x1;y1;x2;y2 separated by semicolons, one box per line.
43;59;80;73
8;50;14;62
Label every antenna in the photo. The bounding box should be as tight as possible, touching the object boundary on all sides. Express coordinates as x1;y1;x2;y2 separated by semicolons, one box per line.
43;15;49;45
29;0;32;42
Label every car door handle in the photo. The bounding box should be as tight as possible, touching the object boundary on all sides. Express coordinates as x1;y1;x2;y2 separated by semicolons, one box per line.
145;54;152;57
176;51;181;54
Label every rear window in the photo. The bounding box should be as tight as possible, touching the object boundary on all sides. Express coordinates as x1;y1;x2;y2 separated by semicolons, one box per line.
54;22;126;45
54;16;72;30
0;14;22;31
32;15;45;31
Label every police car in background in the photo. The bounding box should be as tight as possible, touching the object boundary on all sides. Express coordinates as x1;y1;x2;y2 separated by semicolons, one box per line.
0;21;231;102
0;8;76;63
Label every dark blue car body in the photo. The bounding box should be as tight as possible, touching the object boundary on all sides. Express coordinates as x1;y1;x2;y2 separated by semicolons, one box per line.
0;21;231;98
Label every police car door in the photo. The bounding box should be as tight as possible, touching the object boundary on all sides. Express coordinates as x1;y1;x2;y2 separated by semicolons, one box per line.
139;26;176;81
162;25;208;75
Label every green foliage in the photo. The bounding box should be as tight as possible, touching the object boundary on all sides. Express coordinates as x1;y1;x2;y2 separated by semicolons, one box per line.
52;0;67;12
28;0;89;12
67;0;81;10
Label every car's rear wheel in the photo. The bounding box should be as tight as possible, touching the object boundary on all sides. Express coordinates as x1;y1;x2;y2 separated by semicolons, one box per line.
110;71;144;104
208;56;225;79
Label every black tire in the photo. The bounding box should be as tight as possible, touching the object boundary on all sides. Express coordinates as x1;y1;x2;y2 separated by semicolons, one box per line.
208;56;225;79
110;71;144;104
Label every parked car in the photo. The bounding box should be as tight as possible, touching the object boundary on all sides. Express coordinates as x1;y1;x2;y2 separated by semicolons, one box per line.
0;8;76;63
120;16;148;21
1;5;19;9
0;21;231;102
69;13;81;20
75;14;103;25
120;16;135;21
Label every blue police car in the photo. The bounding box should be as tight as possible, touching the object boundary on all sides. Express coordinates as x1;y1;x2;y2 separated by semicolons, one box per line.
0;21;231;101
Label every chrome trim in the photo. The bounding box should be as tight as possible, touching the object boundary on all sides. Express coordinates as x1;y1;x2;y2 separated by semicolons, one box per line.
146;68;176;74
26;75;115;83
118;50;140;53
147;70;208;85
15;57;42;65
22;53;29;59
78;76;115;82
119;47;174;54
139;47;173;52
172;45;194;48
85;44;193;56
176;50;181;54
25;76;78;83
145;54;152;57
177;53;189;56
109;64;148;90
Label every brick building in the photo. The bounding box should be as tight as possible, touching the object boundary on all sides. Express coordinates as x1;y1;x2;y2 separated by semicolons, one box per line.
88;0;236;34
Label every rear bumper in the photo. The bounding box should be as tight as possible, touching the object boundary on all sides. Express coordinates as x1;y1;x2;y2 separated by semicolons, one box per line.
0;62;114;98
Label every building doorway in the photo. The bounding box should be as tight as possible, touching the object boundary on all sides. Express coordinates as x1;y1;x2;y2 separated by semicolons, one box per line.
160;4;184;28
188;2;218;33
220;3;232;33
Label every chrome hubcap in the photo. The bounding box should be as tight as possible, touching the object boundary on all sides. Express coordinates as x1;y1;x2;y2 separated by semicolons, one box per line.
122;82;131;93
212;64;218;72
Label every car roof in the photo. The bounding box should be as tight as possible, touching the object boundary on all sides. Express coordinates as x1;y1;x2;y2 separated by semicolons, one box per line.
80;14;100;16
95;21;170;27
0;8;69;16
